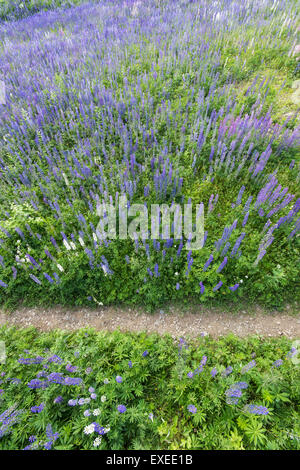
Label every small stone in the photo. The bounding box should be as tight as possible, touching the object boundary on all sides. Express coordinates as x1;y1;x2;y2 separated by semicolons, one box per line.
291;80;300;90
292;45;300;57
291;88;300;105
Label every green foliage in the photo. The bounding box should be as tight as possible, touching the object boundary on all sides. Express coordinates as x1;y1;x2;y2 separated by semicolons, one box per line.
0;326;299;450
0;0;299;311
0;0;84;21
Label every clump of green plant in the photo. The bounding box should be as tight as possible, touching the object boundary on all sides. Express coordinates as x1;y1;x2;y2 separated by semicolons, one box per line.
0;326;299;450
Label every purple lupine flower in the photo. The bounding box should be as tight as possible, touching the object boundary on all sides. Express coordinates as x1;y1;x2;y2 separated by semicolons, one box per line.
31;403;45;413
64;377;82;386
68;399;78;406
43;272;54;283
235;382;249;389
29;274;42;285
201;356;207;366
217;257;228;273
243;404;269;415
93;423;107;435
117;405;127;413
116;376;123;383
47;373;65;384
154;263;160;277
45;424;59;445
187;405;197;414
27;379;48;390
66;364;77;373
272;359;283;368
221;366;233;377
226;397;239;405
142;351;148;357
286;347;297;358
229;284;239;292
225;387;242;398
194;365;204;375
213;281;223;292
203;254;213;271
47;355;63;364
241;360;256;374
53;396;63;404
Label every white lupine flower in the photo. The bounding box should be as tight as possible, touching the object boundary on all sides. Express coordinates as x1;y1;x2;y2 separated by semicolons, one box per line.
57;264;64;272
79;237;85;247
92;296;103;306
103;378;109;384
101;395;107;403
70;242;76;250
63;239;71;250
104;426;110;433
102;265;108;275
83;424;95;435
93;408;101;416
93;232;98;242
62;172;69;186
93;437;102;447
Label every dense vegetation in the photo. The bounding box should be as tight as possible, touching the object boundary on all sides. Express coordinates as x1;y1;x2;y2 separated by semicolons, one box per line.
0;0;83;21
0;0;299;311
0;325;299;450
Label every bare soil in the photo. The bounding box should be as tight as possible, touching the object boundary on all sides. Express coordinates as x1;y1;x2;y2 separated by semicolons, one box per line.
0;303;299;339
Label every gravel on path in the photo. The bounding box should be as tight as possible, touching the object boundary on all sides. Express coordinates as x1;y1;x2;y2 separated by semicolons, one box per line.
0;304;299;339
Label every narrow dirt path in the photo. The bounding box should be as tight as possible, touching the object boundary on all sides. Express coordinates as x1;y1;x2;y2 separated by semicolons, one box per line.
0;304;299;339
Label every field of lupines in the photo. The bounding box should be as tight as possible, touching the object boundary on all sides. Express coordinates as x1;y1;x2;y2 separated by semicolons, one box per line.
0;325;299;450
0;0;299;312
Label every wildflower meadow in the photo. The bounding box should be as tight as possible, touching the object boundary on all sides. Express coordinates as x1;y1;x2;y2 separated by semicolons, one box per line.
0;0;299;310
0;326;299;450
0;0;299;453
